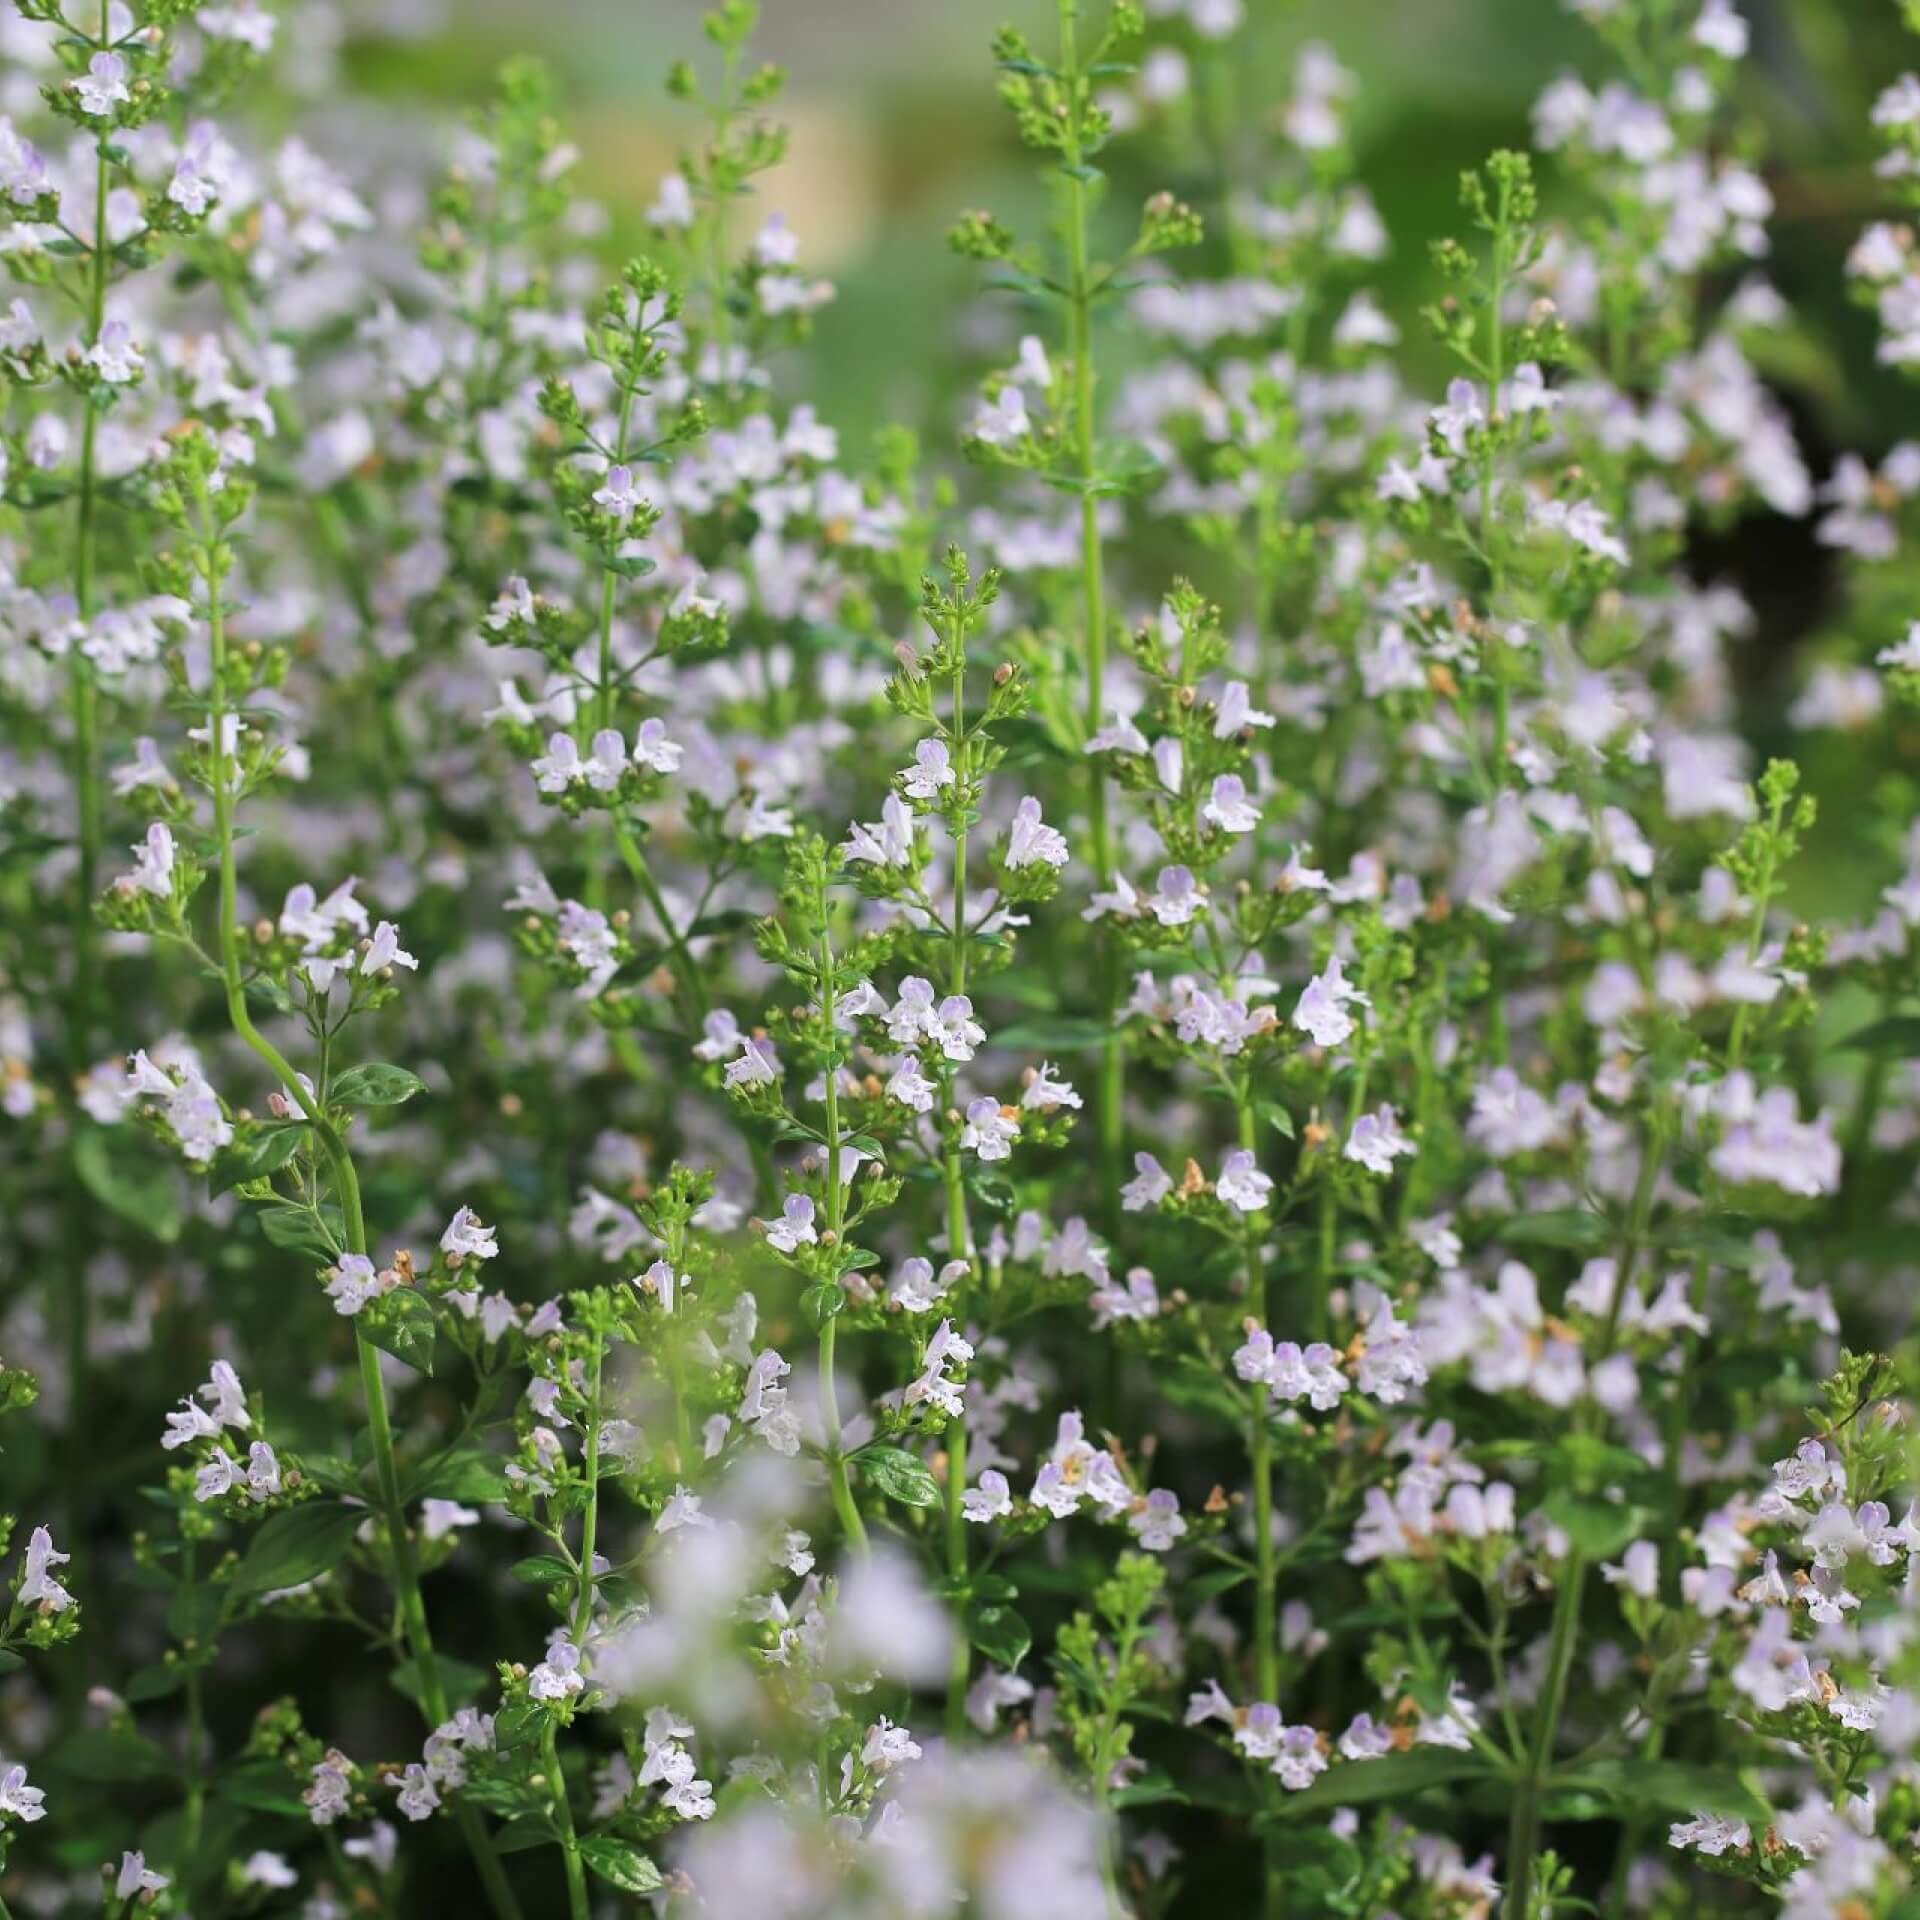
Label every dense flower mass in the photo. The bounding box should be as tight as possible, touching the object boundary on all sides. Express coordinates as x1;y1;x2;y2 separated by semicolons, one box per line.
0;0;1917;1915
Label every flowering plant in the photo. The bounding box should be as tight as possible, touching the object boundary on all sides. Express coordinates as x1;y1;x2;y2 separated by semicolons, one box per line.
2;0;1920;1915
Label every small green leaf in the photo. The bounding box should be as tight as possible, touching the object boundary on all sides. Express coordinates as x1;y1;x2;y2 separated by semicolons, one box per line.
494;1816;562;1854
1500;1210;1612;1251
256;1204;341;1256
1541;1492;1646;1562
406;1447;510;1505
856;1444;939;1508
1113;1768;1189;1809
1266;1750;1495;1819
1552;1758;1769;1825
215;1758;308;1816
801;1282;846;1330
492;1700;547;1751
210;1124;307;1197
364;1289;437;1376
331;1063;427;1107
1185;1565;1253;1602
390;1653;489;1715
50;1727;172;1783
991;1015;1111;1053
512;1555;576;1586
231;1501;363;1598
74;1129;182;1243
1838;1015;1920;1056
579;1837;664;1893
966;1603;1031;1669
125;1662;186;1703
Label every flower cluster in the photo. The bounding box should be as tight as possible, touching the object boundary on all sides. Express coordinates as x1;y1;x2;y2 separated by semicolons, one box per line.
0;0;1917;1917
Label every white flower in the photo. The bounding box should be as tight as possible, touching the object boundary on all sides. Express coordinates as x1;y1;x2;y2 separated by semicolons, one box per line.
324;1253;381;1315
1021;1061;1081;1111
1202;774;1260;833
362;921;417;974
763;1194;817;1252
440;1206;499;1261
17;1527;71;1612
1148;865;1204;926
844;793;914;867
83;319;142;384
648;171;694;227
304;1750;354;1825
1216;1149;1272;1213
657;1485;713;1534
963;1469;1013;1522
1691;0;1748;60
74;53;131;117
725;1035;780;1089
1669;1814;1750;1857
1121;1153;1172;1210
632;718;682;773
970;385;1031;447
961;1097;1020;1161
115;1852;168;1900
1292;954;1369;1048
1530;496;1629;566
1345;1105;1415;1175
1005;796;1068;869
900;738;954;800
1214;680;1275;736
593;463;645;521
395;1761;440;1821
0;1764;43;1823
123;822;175;898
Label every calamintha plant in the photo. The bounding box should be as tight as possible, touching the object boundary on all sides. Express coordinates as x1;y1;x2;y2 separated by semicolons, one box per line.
2;0;1920;1915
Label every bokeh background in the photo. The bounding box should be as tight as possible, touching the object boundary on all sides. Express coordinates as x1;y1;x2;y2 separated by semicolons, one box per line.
339;0;1907;444
330;0;1916;918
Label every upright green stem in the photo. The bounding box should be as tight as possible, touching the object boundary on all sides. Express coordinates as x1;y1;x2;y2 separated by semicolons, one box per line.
64;22;114;1483
194;488;522;1920
818;935;870;1558
68;4;112;1060
181;1540;205;1863
1234;1094;1282;1920
942;639;975;1741
594;328;707;1030
543;1719;590;1920
1480;186;1510;792
613;820;706;1018
1059;0;1124;1225
1501;1550;1584;1920
1501;1104;1665;1920
572;1335;605;1639
1724;797;1783;1075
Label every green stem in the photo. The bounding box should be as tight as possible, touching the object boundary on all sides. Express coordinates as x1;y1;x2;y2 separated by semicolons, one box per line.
64;40;114;1493
943;635;977;1740
572;1335;605;1639
182;1540;205;1866
1502;1551;1584;1920
543;1719;590;1920
1234;1094;1283;1920
1724;789;1785;1074
818;951;869;1559
613;820;706;1018
1059;0;1124;1226
194;486;522;1920
1502;1104;1665;1919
